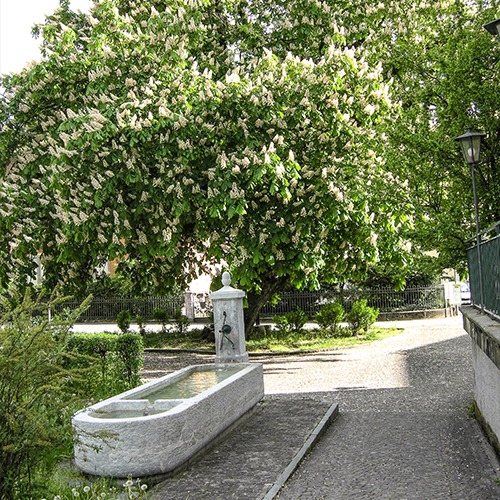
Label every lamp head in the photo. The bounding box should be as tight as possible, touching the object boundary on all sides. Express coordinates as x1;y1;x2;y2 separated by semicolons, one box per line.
483;19;500;40
454;128;486;165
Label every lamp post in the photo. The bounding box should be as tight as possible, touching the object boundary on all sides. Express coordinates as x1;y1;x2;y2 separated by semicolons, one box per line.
454;128;486;312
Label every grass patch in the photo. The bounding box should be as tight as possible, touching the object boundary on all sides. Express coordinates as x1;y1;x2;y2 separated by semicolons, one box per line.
141;325;402;352
44;462;151;499
246;326;402;352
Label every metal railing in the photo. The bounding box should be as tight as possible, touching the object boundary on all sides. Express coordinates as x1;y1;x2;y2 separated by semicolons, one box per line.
53;286;447;323
57;295;184;322
260;285;446;318
466;222;500;319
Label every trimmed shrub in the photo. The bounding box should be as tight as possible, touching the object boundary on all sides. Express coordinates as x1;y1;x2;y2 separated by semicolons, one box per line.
66;332;143;396
315;302;345;334
172;307;190;334
153;307;169;332
115;333;144;387
346;299;379;335
116;309;131;333
135;313;146;335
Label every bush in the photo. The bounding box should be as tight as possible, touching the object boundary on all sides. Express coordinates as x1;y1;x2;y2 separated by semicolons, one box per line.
135;313;146;335
116;309;131;333
66;332;143;395
115;333;144;387
286;308;308;331
153;307;169;332
275;308;308;336
66;333;116;398
0;288;92;499
315;302;345;334
172;307;190;334
346;299;379;335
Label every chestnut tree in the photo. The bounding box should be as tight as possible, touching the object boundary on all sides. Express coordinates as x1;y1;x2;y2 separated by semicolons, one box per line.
0;0;411;331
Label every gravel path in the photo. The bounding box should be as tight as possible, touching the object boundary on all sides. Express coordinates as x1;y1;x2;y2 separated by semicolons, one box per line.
142;350;214;381
143;315;500;499
142;316;469;396
256;316;468;395
269;315;500;499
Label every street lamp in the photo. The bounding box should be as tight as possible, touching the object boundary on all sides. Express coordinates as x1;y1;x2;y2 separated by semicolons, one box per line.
454;128;486;312
454;128;485;164
483;19;500;40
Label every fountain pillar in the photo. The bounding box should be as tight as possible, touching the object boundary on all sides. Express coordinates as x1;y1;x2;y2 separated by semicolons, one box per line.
210;271;249;363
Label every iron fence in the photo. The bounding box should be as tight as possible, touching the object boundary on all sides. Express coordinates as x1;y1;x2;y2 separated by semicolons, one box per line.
466;222;500;319
48;286;446;323
260;285;446;318
56;295;184;322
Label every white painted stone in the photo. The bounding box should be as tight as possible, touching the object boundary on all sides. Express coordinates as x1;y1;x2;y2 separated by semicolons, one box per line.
72;363;264;477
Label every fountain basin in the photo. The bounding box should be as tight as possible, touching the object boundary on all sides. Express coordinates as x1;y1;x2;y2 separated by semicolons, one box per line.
72;363;264;477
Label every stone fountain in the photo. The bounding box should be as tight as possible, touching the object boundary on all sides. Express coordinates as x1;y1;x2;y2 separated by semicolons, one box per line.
72;272;264;478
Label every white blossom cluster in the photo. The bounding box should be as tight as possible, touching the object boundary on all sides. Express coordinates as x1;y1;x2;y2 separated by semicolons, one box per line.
0;0;416;291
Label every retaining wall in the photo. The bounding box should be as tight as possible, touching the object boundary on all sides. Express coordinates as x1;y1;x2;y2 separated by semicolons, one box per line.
461;306;500;454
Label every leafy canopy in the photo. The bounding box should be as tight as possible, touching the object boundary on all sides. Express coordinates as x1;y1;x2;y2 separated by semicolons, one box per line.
384;0;500;275
0;0;410;297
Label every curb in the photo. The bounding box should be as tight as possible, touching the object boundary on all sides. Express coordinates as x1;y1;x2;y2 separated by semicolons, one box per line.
261;402;339;500
144;347;215;354
144;347;348;357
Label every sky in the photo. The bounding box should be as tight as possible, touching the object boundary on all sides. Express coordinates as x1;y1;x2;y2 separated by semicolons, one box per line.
0;0;93;75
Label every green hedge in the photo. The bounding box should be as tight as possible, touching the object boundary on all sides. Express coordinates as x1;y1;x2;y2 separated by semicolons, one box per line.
66;333;144;397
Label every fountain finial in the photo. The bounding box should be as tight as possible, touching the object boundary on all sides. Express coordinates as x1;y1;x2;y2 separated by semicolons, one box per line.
222;271;231;287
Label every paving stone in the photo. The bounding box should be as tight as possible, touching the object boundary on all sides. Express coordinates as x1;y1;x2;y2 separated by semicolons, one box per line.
276;318;500;499
151;398;334;500
147;316;500;499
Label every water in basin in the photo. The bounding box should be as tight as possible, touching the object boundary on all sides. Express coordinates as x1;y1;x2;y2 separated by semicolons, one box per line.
125;366;243;403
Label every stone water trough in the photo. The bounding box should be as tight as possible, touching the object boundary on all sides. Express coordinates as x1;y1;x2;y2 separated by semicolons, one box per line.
72;362;264;477
72;272;263;478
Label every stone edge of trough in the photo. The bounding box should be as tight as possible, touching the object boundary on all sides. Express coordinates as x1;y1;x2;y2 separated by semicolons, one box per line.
260;402;340;500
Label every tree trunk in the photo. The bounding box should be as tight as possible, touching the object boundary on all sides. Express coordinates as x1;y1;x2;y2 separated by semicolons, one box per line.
244;275;289;338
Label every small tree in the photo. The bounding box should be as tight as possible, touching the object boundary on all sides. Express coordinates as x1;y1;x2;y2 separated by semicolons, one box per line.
346;299;379;335
135;313;146;335
172;307;190;335
315;302;345;335
0;288;92;499
153;307;170;333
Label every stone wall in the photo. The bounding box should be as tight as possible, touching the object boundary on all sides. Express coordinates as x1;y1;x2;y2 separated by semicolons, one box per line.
378;307;458;322
461;306;500;454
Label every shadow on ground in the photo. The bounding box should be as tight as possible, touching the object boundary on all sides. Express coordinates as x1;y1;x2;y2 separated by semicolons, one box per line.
144;333;500;499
